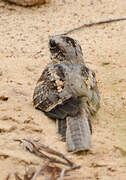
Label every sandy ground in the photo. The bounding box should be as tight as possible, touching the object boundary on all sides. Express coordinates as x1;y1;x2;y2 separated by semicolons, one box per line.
0;0;126;179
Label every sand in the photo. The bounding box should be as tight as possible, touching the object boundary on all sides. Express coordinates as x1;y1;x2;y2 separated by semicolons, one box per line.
0;0;126;179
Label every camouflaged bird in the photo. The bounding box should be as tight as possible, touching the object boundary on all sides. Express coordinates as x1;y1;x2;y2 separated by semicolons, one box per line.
33;35;100;152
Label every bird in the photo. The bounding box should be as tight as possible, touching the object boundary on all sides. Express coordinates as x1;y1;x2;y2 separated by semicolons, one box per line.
33;35;100;152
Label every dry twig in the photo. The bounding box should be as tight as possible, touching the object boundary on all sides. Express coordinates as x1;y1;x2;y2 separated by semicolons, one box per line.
6;167;36;180
14;138;78;167
60;17;126;35
12;138;80;180
30;167;43;180
59;168;66;180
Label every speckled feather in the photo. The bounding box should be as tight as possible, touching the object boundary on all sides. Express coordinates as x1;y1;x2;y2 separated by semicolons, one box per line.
33;63;72;112
33;62;98;112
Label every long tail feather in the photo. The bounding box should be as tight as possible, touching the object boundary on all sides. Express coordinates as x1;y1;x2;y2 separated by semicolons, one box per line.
57;119;67;141
66;111;91;152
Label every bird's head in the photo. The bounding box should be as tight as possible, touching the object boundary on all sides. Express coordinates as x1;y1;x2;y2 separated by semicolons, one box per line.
49;35;84;64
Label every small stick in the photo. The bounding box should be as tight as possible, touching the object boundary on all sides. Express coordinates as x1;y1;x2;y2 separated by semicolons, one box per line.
31;167;43;180
59;168;66;180
15;138;69;166
5;174;11;180
26;138;77;167
60;17;126;35
14;138;79;169
37;142;75;167
50;167;57;180
14;138;81;179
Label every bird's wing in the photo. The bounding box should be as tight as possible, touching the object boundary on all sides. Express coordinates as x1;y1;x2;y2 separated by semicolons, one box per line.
33;63;73;112
65;64;100;114
81;67;100;114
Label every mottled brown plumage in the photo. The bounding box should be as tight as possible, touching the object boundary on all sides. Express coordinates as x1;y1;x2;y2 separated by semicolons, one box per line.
33;35;100;152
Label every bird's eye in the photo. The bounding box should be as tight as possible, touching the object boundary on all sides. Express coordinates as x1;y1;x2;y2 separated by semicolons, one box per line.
49;40;56;47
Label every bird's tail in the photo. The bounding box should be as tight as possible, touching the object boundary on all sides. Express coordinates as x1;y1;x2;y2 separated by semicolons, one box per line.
66;110;91;152
57;119;67;141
